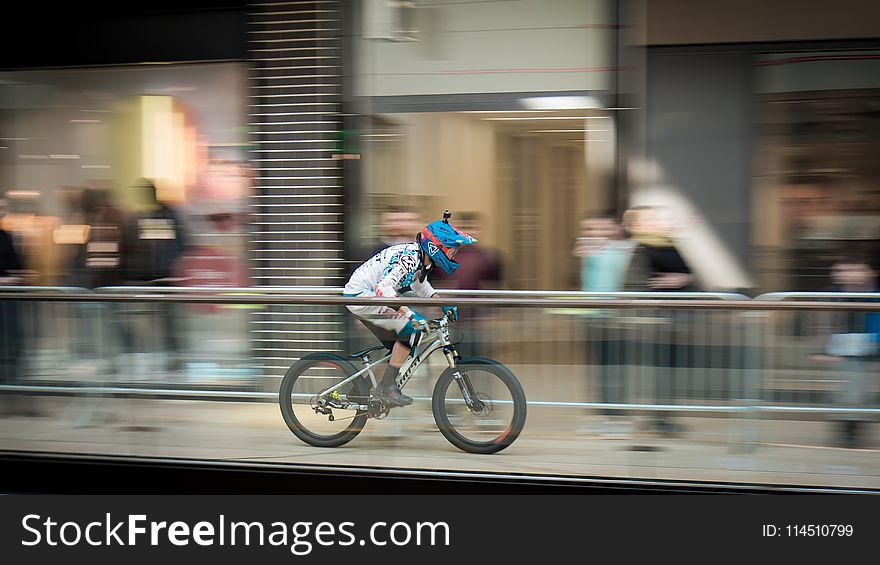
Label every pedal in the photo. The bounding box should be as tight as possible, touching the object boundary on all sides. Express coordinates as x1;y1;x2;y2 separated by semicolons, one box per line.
368;399;390;420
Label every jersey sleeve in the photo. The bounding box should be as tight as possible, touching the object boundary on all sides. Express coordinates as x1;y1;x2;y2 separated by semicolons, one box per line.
374;252;420;298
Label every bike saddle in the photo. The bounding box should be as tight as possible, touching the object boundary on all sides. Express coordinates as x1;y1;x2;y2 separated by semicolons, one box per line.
348;345;387;359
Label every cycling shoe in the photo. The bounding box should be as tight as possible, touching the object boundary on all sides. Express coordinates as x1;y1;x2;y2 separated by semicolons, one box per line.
374;383;413;407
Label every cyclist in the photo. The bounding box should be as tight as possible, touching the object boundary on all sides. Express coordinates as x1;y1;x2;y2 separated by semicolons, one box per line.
343;213;476;407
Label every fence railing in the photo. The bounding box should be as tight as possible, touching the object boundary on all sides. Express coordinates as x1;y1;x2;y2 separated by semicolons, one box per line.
1;287;878;421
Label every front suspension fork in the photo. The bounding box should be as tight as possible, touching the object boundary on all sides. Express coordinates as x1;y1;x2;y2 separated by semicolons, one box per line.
444;347;484;412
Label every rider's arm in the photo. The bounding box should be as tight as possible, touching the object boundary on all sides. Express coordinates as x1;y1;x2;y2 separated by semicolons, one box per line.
398;294;437;319
411;277;436;298
405;275;440;320
375;254;427;320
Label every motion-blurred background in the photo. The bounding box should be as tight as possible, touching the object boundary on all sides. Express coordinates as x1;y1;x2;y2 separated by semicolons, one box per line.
1;0;879;490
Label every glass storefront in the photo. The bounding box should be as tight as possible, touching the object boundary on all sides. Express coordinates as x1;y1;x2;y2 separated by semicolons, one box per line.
0;62;255;387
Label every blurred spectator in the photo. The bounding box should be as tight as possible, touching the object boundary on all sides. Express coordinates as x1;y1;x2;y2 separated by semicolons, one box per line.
80;188;129;289
124;179;188;373
79;188;133;373
53;187;91;287
0;197;36;416
431;211;502;357
125;179;187;284
623;205;695;292
0;191;59;286
622;205;695;437
574;213;637;291
812;248;880;448
572;213;637;437
0;198;21;278
365;206;422;258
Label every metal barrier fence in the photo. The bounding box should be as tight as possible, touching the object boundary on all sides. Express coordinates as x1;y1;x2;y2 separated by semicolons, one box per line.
0;288;878;423
752;292;880;424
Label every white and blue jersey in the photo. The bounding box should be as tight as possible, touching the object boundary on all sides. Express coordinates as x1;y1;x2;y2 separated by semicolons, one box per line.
344;243;436;299
344;243;436;337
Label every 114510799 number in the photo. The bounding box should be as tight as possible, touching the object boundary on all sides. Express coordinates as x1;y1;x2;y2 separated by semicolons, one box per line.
762;524;853;537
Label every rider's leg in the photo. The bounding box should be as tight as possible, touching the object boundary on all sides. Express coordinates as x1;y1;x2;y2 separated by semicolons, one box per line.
376;340;413;406
347;307;415;407
378;341;409;386
388;340;410;368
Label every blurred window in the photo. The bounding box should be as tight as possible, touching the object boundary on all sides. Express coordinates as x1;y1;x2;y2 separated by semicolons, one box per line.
754;51;880;291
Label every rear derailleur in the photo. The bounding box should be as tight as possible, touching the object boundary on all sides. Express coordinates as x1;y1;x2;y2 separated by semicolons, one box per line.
311;401;336;421
311;394;347;422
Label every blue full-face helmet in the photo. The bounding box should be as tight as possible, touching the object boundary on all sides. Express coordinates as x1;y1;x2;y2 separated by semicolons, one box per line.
417;219;477;275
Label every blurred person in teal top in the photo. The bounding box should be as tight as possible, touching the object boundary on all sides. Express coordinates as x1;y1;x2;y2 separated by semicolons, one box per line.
573;214;637;437
574;215;637;292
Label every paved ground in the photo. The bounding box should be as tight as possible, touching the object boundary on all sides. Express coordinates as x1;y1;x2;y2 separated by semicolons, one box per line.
0;395;877;490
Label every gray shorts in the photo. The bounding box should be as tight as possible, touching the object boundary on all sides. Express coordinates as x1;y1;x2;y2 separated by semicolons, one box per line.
346;293;417;349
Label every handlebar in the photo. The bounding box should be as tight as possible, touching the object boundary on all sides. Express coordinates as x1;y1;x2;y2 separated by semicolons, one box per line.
425;309;455;330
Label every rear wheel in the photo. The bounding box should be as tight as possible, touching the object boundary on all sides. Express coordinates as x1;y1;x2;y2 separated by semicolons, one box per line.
279;353;370;448
432;358;526;454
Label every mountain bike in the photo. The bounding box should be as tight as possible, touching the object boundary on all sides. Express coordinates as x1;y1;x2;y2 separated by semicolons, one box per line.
279;311;526;454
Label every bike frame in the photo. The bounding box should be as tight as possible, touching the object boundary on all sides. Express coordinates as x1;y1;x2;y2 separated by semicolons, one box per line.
316;317;461;410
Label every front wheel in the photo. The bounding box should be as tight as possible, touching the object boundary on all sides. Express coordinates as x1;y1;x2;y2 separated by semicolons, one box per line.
432;358;526;454
279;353;370;448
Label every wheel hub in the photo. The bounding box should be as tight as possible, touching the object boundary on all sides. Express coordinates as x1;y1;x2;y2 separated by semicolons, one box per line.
469;393;493;416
